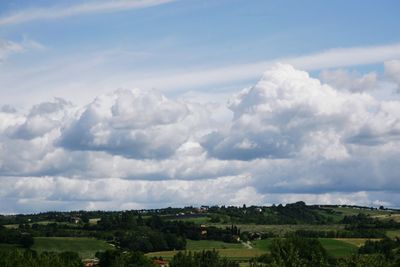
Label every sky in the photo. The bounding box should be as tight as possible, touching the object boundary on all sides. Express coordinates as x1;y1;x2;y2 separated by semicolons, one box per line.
0;0;400;213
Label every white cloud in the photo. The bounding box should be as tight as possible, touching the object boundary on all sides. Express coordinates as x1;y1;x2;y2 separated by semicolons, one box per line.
0;175;259;213
8;98;71;140
2;42;400;109
202;64;398;160
320;69;378;93
1;64;400;213
0;38;45;62
0;0;177;26
0;39;24;61
384;59;400;91
57;88;212;159
113;43;400;93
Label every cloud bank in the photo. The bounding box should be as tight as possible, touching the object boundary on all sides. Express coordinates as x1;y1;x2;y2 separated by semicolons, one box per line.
1;63;400;213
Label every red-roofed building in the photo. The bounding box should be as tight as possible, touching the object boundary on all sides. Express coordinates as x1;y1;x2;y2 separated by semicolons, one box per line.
153;259;169;267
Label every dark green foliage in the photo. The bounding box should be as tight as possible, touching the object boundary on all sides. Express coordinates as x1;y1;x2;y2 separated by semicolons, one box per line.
268;236;329;267
96;250;155;267
335;254;392;267
0;228;35;248
169;250;239;267
0;250;83;267
20;233;34;248
293;229;385;238
208;202;331;225
359;237;400;259
342;213;400;230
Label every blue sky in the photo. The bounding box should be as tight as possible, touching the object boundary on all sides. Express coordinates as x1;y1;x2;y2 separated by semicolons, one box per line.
1;0;400;106
1;0;400;213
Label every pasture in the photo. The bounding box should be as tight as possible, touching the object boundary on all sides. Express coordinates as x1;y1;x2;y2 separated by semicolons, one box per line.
146;237;366;261
32;237;115;259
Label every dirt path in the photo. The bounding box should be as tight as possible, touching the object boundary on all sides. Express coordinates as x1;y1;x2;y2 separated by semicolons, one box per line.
242;241;253;249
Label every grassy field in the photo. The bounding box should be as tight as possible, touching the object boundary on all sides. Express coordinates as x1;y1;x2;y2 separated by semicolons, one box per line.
147;239;264;260
32;237;114;259
335;238;379;247
254;238;359;258
147;248;265;261
252;239;272;251
89;218;101;225
211;223;344;236
319;238;357;257
174;216;211;224
371;213;400;222
3;220;78;229
186;239;242;250
386;230;400;239
0;243;22;252
146;237;365;261
328;207;392;217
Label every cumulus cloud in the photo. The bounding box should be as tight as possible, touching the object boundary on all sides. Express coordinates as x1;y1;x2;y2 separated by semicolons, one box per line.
1;64;400;213
0;175;260;213
201;64;399;160
8;98;71;140
384;59;400;91
58;89;210;159
320;69;378;92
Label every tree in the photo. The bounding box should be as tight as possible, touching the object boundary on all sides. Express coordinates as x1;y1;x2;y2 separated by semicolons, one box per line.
269;236;329;267
20;233;34;248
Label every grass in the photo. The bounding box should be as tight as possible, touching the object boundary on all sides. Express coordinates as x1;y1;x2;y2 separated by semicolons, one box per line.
254;238;360;258
147;237;362;261
371;213;400;222
146;239;264;260
334;238;379;247
329;207;392;217
89;218;101;225
169;216;211;224
32;237;115;259
0;243;22;252
186;240;242;250
210;224;344;236
253;239;273;251
147;248;264;261
319;238;357;257
386;230;400;239
3;220;79;229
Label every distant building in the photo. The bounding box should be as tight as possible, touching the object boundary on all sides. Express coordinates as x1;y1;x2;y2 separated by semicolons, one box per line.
153;259;169;267
70;216;81;224
83;258;99;267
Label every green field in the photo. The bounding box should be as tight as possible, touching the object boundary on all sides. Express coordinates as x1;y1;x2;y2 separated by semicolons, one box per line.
254;238;358;258
147;248;264;261
319;238;357;257
211;223;344;236
146;239;263;260
186;239;243;250
253;239;272;250
173;216;211;224
89;218;101;225
32;237;115;259
4;220;78;229
146;237;364;261
386;230;400;239
0;243;22;252
328;207;392;217
335;238;379;247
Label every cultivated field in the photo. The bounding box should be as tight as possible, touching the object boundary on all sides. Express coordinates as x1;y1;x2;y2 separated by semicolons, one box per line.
146;237;369;261
32;237;115;259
